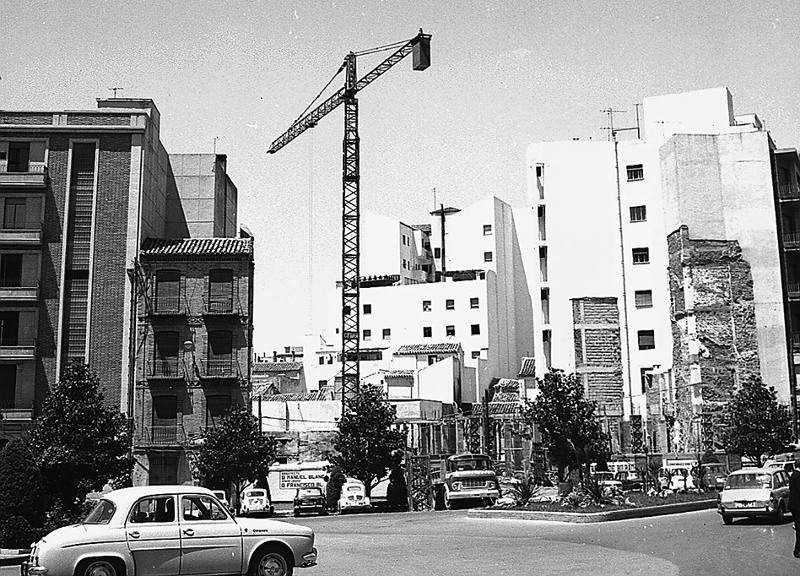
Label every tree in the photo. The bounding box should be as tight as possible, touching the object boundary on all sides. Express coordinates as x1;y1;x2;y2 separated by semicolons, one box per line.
522;369;608;483
195;405;276;512
331;385;407;497
29;360;132;518
722;375;792;466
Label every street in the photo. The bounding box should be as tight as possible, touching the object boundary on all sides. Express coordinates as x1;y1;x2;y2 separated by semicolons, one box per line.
3;507;798;576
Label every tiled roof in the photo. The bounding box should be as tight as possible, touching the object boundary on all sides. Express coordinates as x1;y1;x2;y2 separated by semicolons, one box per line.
518;357;536;378
257;390;332;402
140;237;253;257
394;343;462;356
253;362;303;373
473;381;525;417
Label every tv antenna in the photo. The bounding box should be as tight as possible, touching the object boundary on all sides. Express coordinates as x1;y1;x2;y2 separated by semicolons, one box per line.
108;87;124;98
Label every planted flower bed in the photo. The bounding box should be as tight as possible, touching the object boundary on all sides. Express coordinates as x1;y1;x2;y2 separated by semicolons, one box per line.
507;489;713;513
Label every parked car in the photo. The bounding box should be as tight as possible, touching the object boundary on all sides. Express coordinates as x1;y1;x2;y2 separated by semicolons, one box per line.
240;487;274;517
20;485;317;576
615;471;644;491
718;467;791;525
337;479;371;513
211;489;233;513
294;487;327;517
592;471;622;491
658;465;695;491
700;463;729;491
764;459;797;473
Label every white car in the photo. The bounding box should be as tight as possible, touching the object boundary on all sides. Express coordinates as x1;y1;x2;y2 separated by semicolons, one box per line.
21;485;316;576
240;487;274;516
211;489;232;512
338;479;371;513
718;467;791;524
593;471;623;491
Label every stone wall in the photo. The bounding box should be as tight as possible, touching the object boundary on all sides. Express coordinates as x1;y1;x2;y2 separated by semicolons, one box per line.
667;225;759;451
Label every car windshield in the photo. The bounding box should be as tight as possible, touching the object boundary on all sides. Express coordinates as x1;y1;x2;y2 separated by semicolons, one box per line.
298;488;322;497
83;499;116;524
452;459;492;471
726;473;772;489
246;490;265;498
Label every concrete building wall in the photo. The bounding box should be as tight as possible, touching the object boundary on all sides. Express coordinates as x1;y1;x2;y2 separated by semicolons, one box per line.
660;131;790;401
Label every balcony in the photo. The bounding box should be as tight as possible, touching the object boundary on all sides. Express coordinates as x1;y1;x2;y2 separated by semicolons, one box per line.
135;424;188;447
0;338;36;360
200;358;240;380
202;296;243;316
146;359;185;380
0;226;42;245
0;161;47;188
788;283;800;299
779;184;800;201
149;296;188;316
0;402;34;434
0;279;39;303
784;232;800;249
793;333;800;350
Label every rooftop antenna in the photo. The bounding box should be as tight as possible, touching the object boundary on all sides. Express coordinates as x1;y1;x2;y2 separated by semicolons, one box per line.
601;107;641;141
430;203;461;281
213;136;223;154
108;87;124;98
433;187;437;210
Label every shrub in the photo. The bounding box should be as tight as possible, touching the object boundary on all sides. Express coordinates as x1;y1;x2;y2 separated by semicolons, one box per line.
0;438;46;528
0;515;36;549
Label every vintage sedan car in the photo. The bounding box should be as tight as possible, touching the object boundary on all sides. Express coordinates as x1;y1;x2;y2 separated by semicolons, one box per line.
337;479;371;513
718;467;790;525
21;485;317;576
614;471;644;491
240;487;274;517
593;471;623;491
700;463;729;491
294;487;327;517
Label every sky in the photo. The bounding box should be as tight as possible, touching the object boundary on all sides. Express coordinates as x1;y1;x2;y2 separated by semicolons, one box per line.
3;0;799;354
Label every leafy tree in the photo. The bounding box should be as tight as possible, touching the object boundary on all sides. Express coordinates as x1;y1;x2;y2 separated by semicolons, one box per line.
722;375;792;466
29;360;132;518
522;369;608;483
195;405;276;512
331;385;407;497
0;438;46;528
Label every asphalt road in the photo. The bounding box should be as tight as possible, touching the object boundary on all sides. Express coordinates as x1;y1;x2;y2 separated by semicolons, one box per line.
3;508;798;576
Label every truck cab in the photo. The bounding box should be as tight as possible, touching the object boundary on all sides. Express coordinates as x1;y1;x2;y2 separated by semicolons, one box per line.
439;453;500;510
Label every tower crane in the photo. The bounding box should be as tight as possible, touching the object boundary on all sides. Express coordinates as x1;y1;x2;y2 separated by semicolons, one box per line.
268;30;432;409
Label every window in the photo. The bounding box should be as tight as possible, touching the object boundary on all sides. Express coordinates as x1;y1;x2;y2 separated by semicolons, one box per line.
427;355;438;365
207;331;233;376
638;330;655;350
3;198;26;229
0;254;22;287
423;326;432;338
382;328;391;340
627;164;644;181
181;495;228;521
206;395;231;429
446;299;455;310
446;325;456;337
363;329;372;341
632;248;650;264
7;142;30;172
153;331;180;376
483;224;492;236
635;290;653;308
422;300;431;312
363;304;372;315
155;270;181;313
208;269;233;313
152;396;178;444
484;251;493;262
402;259;407;269
640;368;653;393
129;496;175;524
434;247;441;259
318;356;324;365
470;297;479;309
0;364;16;407
471;324;480;335
629;205;647;222
0;311;19;346
471;351;481;359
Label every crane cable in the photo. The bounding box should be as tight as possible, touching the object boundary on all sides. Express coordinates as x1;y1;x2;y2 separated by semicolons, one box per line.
292;61;346;126
353;39;409;57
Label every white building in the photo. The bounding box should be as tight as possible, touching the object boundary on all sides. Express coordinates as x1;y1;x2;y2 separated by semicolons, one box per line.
306;196;534;405
526;87;791;448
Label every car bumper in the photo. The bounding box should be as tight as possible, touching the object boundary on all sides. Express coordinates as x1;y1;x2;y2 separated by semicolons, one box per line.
448;489;500;500
20;562;47;576
718;504;776;517
299;547;318;568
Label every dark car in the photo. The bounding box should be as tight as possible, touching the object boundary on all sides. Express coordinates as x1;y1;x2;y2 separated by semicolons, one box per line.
294;487;327;517
615;471;644;491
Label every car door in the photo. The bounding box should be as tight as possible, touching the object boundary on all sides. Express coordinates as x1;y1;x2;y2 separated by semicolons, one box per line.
126;495;181;576
179;494;243;576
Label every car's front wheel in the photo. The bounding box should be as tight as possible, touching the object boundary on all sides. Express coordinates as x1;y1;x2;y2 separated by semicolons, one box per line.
77;559;121;576
722;513;733;525
250;547;294;576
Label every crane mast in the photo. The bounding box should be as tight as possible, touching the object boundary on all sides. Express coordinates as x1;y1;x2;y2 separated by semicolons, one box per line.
268;31;431;409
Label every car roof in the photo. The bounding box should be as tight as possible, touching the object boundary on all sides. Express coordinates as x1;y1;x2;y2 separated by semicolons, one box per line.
98;486;215;522
728;467;776;475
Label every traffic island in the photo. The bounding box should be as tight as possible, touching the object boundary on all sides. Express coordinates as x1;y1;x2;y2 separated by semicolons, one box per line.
468;499;718;523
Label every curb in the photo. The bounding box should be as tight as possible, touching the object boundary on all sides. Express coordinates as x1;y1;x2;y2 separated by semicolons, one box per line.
467;499;718;523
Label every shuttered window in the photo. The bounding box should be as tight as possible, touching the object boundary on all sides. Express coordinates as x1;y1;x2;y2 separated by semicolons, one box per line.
3;198;26;229
208;269;233;313
155;270;181;313
206;395;231;428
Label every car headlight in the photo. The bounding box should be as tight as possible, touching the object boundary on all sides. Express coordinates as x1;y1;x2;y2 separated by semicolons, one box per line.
485;480;495;489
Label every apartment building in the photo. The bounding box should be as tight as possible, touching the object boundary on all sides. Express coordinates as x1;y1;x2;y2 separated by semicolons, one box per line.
526;87;794;452
307;196;534;404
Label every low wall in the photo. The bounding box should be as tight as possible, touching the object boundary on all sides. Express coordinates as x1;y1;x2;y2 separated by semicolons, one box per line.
468;499;717;523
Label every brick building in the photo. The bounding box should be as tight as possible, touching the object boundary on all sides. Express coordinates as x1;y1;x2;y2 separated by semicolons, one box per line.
132;236;254;485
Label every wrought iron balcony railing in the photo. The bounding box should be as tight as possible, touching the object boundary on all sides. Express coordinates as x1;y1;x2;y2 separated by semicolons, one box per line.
135;424;187;447
779;184;800;200
203;295;239;315
147;359;185;379
201;358;241;379
150;296;187;316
